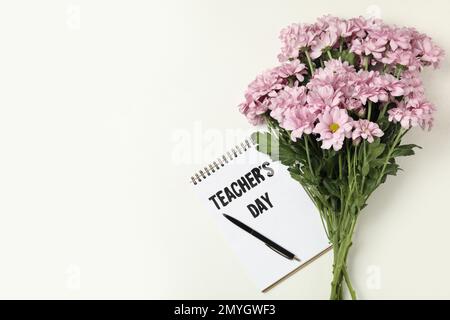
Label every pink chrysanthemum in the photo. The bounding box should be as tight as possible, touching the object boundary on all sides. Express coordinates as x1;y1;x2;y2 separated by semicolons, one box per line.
379;74;404;97
313;107;353;151
275;60;307;82
388;100;435;130
351;37;387;60
238;99;270;125
269;85;307;124
283;107;317;141
245;69;283;102
278;23;319;62
310;30;339;59
306;85;343;112
414;36;445;68
352;120;384;144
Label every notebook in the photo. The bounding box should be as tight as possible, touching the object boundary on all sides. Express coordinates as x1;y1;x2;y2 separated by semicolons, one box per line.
190;137;331;292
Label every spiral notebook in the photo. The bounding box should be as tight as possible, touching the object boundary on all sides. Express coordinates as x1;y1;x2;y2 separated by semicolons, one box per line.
190;137;331;292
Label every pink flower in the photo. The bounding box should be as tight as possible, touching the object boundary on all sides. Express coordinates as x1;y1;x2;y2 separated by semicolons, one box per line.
345;98;364;114
307;67;338;88
269;85;307;124
388;100;435;130
364;37;388;59
306;84;343;112
310;31;339;59
380;74;404;97
239;68;284;124
238;100;269;125
390;49;421;71
353;71;389;104
282;107;317;141
352;120;384;144
400;71;424;97
400;71;426;107
351;37;387;59
415;37;445;68
311;60;357;96
313;107;353;151
315;15;358;38
323;59;355;74
245;69;283;102
275;60;307;82
348;16;376;38
278;23;319;62
387;27;412;51
380;50;398;64
349;38;364;56
316;15;340;30
240;95;274;125
356;16;384;34
335;19;361;38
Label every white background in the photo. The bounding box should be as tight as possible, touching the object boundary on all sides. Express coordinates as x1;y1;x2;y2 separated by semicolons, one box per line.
0;0;449;299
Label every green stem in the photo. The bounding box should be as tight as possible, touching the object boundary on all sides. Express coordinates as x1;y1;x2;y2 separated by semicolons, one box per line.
330;238;352;300
304;135;313;174
343;266;357;300
305;50;315;75
367;101;372;121
363;56;369;71
395;66;403;79
360;141;367;193
330;235;343;300
376;128;405;186
377;102;389;121
343;217;357;299
327;50;333;60
330;143;360;300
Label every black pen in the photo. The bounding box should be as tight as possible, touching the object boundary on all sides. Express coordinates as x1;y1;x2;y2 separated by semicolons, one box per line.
223;214;301;262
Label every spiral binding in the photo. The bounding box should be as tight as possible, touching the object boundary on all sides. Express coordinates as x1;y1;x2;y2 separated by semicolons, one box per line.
190;138;256;185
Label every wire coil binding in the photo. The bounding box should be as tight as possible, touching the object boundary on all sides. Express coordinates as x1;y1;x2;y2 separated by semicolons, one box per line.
190;138;255;185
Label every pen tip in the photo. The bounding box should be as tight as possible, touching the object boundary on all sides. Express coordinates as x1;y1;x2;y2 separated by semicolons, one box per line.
293;256;301;262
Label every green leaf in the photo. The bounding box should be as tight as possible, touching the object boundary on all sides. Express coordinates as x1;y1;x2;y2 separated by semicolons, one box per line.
371;159;386;167
391;144;422;158
341;50;355;65
251;131;298;167
364;177;378;194
368;167;381;179
362;161;370;176
392;148;414;157
378;117;390;131
288;167;303;183
278;147;298;166
402;144;422;150
381;122;400;144
368;142;386;160
290;142;307;159
322;179;340;198
385;163;401;176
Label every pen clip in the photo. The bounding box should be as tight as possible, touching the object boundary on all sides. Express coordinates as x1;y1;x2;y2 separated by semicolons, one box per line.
265;243;299;261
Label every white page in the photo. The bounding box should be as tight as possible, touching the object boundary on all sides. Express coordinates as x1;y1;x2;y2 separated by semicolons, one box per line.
192;142;331;291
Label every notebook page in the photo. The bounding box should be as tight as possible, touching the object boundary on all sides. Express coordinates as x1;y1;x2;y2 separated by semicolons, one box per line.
192;143;330;291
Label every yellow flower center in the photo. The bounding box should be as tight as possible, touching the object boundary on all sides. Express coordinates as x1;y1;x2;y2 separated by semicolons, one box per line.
329;123;340;133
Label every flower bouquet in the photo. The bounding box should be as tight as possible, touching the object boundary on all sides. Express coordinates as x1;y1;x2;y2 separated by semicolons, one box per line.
238;15;444;300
